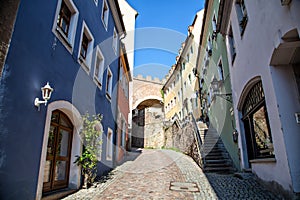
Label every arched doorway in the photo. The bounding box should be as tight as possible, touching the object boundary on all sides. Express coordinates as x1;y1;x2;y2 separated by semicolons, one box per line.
36;101;82;200
241;81;274;165
43;110;74;192
132;99;164;148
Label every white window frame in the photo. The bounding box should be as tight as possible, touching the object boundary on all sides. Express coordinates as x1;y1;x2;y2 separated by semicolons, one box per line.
101;0;109;30
95;123;103;161
52;0;79;54
235;0;248;35
106;67;113;100
93;46;105;88
106;128;113;161
212;14;217;33
112;28;118;54
228;25;237;63
78;21;94;73
121;119;126;147
218;58;224;81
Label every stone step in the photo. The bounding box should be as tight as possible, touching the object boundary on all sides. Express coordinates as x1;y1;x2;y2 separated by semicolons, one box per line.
205;148;226;153
42;189;77;200
204;155;229;161
205;162;232;168
205;159;230;164
205;151;228;156
204;166;236;174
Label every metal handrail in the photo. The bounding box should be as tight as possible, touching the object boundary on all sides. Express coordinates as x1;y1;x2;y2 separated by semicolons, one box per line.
188;113;203;165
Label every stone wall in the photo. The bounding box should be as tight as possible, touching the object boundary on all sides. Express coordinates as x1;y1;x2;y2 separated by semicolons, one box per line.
164;122;201;166
144;107;164;148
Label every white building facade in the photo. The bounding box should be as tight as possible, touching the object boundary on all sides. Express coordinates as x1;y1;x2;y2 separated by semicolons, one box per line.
219;0;300;197
118;0;138;149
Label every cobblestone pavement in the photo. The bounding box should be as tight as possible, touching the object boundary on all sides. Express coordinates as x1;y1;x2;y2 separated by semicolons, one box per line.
63;149;280;200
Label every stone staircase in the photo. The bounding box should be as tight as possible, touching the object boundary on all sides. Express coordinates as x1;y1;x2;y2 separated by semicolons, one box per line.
197;122;236;174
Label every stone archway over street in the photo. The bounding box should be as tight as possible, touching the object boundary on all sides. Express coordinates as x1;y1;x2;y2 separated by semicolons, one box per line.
131;75;165;148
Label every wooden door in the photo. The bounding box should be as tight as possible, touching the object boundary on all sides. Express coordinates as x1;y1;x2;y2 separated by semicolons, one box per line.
43;110;73;192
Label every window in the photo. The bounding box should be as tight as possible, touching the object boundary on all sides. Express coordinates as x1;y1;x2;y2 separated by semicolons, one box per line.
212;14;217;33
182;62;186;70
174;97;177;105
187;54;190;62
236;0;248;35
78;22;94;71
178;91;181;100
184;81;187;88
228;26;236;63
120;65;129;98
57;1;71;36
94;46;105;87
188;74;192;84
106;67;113;99
95;123;103;161
218;60;224;81
112;28;118;54
106;128;113;160
190;46;193;54
80;34;89;59
242;81;274;160
121;120;126;147
102;0;109;29
207;37;212;56
212;14;217;39
194;97;198;108
52;0;79;53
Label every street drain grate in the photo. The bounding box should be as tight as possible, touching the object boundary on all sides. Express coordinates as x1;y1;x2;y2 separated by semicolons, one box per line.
169;182;199;192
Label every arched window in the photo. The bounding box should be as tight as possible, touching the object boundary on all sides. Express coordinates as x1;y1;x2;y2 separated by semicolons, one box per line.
242;81;274;160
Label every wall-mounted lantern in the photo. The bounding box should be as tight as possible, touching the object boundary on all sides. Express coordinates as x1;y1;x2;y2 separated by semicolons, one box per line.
210;77;232;103
34;82;53;110
233;129;238;143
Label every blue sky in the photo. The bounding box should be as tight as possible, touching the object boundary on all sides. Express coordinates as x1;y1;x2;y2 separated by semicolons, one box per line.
126;0;205;80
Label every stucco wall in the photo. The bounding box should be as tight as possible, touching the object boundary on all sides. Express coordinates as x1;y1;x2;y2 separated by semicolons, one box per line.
227;0;300;193
0;0;123;198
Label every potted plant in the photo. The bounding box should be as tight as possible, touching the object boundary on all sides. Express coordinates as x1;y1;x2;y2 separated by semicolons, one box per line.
74;113;103;188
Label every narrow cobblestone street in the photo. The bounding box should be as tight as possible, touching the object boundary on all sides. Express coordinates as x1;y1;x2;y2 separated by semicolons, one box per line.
63;149;279;200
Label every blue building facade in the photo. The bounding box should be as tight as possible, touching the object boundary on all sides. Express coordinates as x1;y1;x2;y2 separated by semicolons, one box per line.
0;0;125;199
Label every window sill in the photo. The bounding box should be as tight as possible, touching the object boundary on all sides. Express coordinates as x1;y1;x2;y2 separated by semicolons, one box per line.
93;77;102;90
250;158;276;163
101;19;108;31
106;156;112;161
54;27;73;54
106;93;112;101
231;53;236;66
78;57;90;75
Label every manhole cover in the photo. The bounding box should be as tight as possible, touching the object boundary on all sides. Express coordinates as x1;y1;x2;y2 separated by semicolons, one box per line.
169;182;199;192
